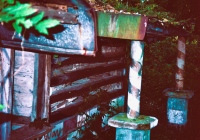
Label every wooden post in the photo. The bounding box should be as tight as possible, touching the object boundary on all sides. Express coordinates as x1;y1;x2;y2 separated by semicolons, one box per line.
31;54;51;121
0;48;14;140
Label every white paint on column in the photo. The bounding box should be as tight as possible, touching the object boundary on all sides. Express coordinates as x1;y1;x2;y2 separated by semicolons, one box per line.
178;40;186;54
177;58;184;69
131;41;144;64
129;67;142;90
127;92;140;112
127;41;144;118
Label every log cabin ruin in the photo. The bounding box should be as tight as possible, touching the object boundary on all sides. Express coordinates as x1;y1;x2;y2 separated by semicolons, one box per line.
0;0;191;140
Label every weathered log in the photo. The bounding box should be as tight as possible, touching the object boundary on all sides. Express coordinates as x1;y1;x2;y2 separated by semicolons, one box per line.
51;61;125;86
50;89;125;123
50;75;126;104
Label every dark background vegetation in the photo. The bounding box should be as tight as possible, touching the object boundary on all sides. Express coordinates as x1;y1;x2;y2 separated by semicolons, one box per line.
141;35;200;140
91;0;200;139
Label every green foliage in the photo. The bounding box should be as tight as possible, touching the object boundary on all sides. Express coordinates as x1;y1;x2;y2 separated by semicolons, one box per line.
75;103;117;140
0;104;4;110
73;89;120;139
35;19;60;35
0;0;60;35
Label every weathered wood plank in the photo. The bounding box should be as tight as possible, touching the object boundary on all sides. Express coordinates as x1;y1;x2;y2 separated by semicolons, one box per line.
50;89;125;123
50;76;126;104
51;62;125;86
52;56;125;69
13;51;35;117
0;48;14;140
52;58;124;77
31;54;51;120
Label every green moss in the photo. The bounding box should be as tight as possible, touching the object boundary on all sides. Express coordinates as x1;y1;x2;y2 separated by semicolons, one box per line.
112;113;155;124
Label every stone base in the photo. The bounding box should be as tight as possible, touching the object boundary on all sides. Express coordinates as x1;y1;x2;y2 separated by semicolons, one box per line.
164;89;194;125
116;128;150;140
108;113;158;140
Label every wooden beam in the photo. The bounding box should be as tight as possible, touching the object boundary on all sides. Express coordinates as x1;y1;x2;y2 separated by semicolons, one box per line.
31;54;51;121
50;89;125;123
50;76;126;104
51;62;125;86
0;48;14;140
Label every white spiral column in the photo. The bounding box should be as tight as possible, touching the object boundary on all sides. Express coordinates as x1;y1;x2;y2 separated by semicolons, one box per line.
127;41;144;119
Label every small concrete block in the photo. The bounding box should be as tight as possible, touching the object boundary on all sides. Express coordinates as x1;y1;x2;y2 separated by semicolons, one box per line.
167;98;188;110
116;128;150;140
108;113;158;130
167;109;187;124
164;89;194;125
167;97;188;125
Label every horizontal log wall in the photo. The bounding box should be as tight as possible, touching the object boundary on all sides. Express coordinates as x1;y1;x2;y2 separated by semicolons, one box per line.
49;37;130;139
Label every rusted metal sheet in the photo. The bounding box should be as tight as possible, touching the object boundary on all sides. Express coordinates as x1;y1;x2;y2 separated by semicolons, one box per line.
97;11;148;40
0;0;97;56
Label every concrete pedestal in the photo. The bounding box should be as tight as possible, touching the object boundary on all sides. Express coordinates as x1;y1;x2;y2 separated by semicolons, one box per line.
108;113;158;140
164;89;194;125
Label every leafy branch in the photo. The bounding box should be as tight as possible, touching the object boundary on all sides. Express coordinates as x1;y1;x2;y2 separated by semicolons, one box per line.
0;0;60;35
0;104;4;111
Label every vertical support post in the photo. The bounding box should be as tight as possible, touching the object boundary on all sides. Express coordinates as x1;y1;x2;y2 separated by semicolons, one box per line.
127;41;144;119
176;36;185;90
0;48;14;140
108;41;158;140
164;36;194;125
31;54;51;121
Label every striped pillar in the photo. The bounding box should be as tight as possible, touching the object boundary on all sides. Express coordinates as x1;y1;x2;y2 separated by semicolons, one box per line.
176;37;186;90
127;41;144;119
164;36;194;125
